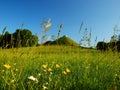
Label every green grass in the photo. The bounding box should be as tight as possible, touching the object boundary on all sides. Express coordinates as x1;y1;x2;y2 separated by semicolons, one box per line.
0;46;120;90
44;35;80;46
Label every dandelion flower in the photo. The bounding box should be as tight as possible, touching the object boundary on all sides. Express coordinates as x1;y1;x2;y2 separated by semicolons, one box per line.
47;67;52;72
3;64;11;69
66;68;71;73
63;71;67;75
42;64;47;69
56;64;60;69
28;76;38;83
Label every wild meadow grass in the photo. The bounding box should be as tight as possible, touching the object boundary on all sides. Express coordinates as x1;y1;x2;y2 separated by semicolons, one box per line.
0;46;120;90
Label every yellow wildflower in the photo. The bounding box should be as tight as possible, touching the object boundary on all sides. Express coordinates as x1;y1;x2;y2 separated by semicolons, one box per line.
47;67;52;72
63;71;67;75
66;68;71;73
56;64;60;69
3;64;11;69
42;64;47;69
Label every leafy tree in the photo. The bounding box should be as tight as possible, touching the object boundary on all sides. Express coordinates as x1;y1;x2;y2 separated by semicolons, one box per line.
13;29;38;47
0;29;38;48
0;31;12;48
96;41;107;51
107;41;116;51
116;41;120;51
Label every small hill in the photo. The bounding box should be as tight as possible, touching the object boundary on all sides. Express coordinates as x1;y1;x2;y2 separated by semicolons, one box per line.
43;35;80;46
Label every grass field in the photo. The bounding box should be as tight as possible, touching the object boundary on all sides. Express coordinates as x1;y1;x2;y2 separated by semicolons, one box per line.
0;45;120;90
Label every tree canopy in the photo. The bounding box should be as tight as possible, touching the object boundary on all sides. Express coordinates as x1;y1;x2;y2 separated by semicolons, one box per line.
0;29;38;48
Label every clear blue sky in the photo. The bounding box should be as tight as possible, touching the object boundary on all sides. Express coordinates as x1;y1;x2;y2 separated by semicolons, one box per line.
0;0;120;46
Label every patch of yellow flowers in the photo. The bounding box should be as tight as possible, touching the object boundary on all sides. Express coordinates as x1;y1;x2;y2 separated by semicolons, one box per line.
42;63;71;75
63;68;71;75
42;64;52;72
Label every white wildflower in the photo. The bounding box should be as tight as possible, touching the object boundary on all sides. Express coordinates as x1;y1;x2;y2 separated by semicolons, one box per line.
28;76;38;83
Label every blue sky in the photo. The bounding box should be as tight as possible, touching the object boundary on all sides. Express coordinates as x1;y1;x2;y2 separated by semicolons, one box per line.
0;0;120;46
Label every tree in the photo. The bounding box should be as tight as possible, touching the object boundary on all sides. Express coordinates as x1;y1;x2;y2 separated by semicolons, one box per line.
0;31;12;48
116;41;120;52
13;29;38;47
0;29;38;48
96;41;107;51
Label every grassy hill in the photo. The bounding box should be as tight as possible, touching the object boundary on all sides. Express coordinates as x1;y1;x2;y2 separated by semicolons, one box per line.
43;35;80;46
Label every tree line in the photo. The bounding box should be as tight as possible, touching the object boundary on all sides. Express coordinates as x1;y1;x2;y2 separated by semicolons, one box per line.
0;28;38;48
96;35;120;52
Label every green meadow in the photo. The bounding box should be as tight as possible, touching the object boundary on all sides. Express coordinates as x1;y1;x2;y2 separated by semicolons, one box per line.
0;46;120;90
